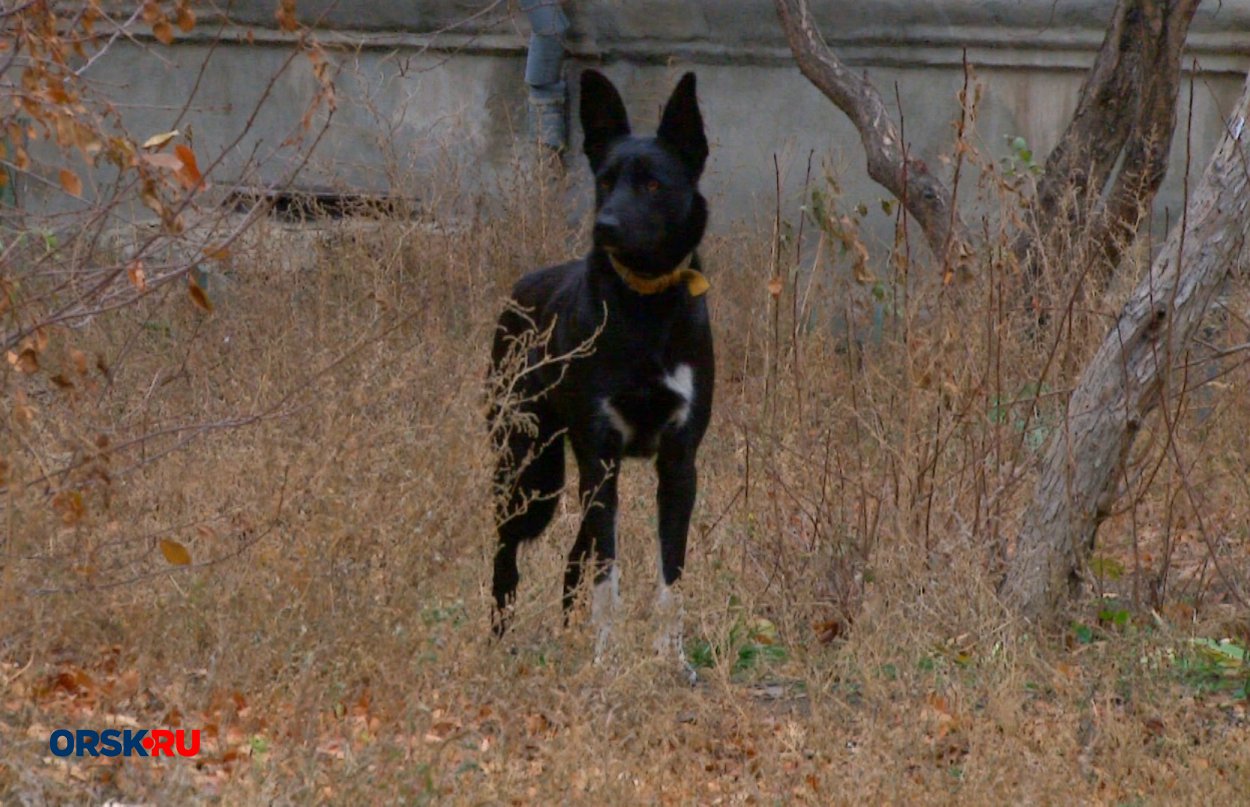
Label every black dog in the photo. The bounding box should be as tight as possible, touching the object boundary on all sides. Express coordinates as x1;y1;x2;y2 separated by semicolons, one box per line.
488;70;713;666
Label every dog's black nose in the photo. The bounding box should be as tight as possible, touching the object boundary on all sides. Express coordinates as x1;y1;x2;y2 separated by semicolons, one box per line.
593;213;621;247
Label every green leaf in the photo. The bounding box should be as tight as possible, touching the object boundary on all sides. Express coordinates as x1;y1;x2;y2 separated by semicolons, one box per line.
1098;607;1131;627
1071;622;1096;645
1090;556;1126;581
732;640;788;675
686;638;716;669
1191;637;1247;666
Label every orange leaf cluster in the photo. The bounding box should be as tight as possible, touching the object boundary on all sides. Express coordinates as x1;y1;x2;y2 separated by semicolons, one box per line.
276;0;300;33
188;275;213;313
140;142;202;191
141;1;194;45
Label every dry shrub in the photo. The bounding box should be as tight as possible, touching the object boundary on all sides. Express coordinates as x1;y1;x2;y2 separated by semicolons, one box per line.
1;139;1249;803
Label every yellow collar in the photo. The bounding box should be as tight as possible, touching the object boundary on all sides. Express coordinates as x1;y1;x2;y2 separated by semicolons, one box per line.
608;252;710;297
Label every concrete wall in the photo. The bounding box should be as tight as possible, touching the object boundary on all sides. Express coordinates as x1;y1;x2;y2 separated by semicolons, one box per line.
24;1;1250;251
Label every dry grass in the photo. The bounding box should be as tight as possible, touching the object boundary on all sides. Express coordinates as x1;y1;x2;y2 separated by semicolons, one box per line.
2;155;1250;805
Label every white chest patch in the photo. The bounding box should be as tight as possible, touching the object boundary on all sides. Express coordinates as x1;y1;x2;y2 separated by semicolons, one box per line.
599;364;696;443
664;363;694;427
601;399;635;443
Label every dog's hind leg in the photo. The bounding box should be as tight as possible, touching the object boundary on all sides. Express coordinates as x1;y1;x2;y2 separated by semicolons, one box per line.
491;417;565;637
655;438;698;682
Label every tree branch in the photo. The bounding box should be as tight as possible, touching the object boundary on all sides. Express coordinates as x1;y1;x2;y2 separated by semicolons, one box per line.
1016;0;1199;279
773;0;967;263
1090;0;1199;271
1029;1;1140;234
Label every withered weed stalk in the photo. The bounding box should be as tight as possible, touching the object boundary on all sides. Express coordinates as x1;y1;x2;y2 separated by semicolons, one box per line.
3;72;1250;804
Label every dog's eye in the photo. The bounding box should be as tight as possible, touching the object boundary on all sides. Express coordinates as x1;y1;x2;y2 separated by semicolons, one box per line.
645;179;661;193
598;179;611;193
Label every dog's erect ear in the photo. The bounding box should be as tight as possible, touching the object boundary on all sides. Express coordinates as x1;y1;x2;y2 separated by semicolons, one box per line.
657;72;707;178
580;70;631;173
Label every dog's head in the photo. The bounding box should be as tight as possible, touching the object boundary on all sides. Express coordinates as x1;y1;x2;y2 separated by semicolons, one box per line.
580;70;709;276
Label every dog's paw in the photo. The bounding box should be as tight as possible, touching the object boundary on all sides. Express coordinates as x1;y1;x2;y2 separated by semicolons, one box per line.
490;605;513;640
654;627;697;684
680;658;698;686
593;625;615;669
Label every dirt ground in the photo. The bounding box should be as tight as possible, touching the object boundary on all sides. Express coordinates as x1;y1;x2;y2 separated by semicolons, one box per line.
3;177;1249;803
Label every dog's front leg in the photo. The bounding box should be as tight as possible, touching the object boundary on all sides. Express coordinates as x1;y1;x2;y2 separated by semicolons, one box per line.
573;453;621;664
656;440;698;682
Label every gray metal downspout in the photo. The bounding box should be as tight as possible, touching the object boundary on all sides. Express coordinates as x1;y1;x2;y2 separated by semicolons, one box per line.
520;1;569;151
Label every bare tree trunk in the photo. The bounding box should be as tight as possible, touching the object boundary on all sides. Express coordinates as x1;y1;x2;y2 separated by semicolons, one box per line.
774;0;1196;284
774;0;1239;619
1002;73;1250;620
1017;0;1199;281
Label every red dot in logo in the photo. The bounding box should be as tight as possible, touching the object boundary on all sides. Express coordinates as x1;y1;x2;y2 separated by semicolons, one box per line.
142;735;155;750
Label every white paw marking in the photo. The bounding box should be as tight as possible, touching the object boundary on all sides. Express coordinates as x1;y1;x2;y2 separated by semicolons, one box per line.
592;564;621;663
655;545;692;678
654;582;695;683
663;363;694;427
